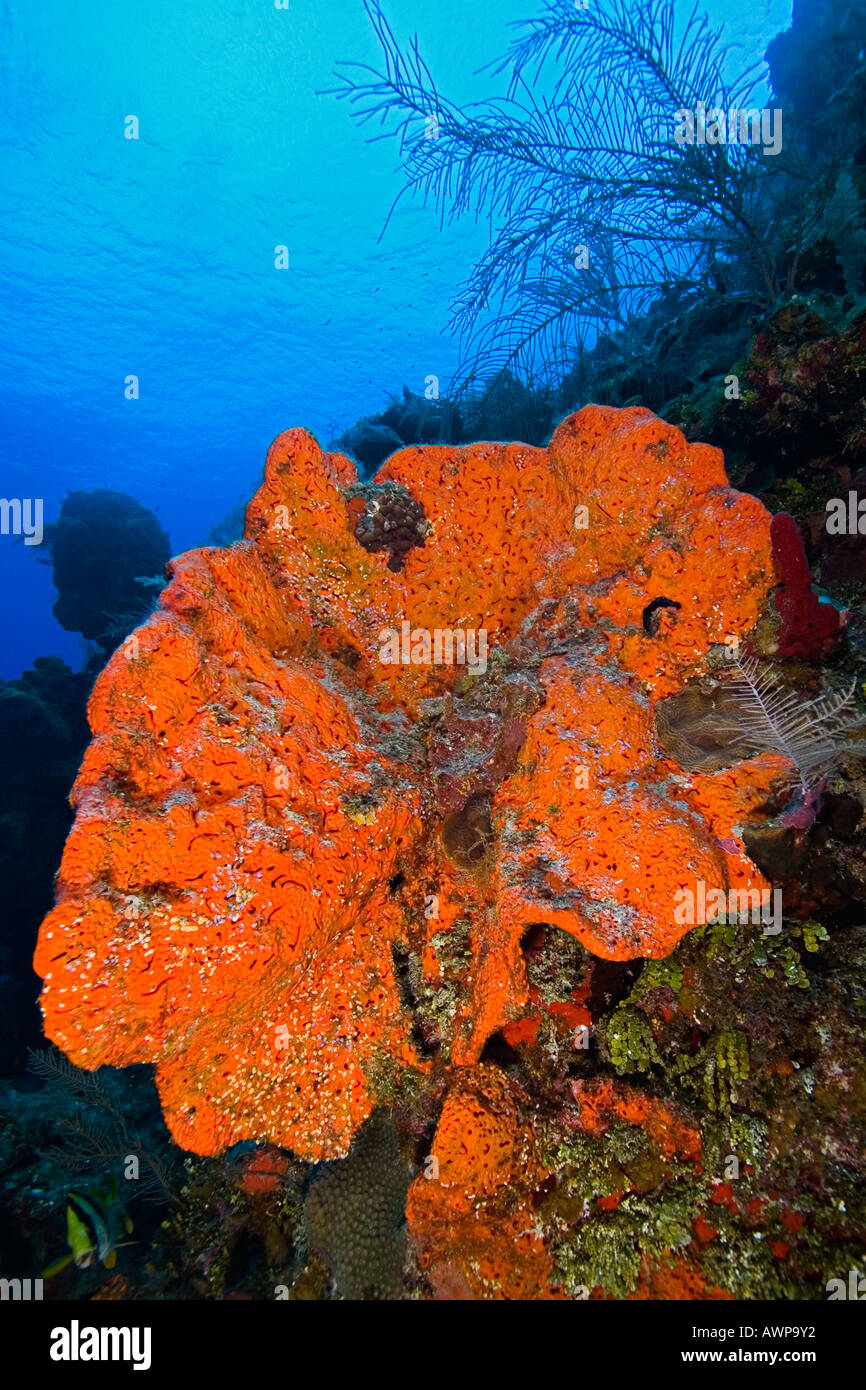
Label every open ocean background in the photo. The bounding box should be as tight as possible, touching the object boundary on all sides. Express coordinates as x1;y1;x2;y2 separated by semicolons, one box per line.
0;0;791;676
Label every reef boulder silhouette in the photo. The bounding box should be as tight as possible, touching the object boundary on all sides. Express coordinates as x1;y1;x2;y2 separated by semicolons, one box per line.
43;489;171;653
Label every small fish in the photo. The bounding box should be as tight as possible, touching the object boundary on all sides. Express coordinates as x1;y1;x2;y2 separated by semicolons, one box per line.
42;1179;134;1279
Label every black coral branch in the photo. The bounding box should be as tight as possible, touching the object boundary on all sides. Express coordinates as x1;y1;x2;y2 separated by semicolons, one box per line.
27;1047;175;1203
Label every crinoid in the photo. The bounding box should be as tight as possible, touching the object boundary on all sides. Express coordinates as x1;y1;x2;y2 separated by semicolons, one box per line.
97;594;159;647
717;654;866;795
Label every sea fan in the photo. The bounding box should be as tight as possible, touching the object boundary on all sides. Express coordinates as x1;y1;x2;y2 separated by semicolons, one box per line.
718;654;866;794
328;0;812;392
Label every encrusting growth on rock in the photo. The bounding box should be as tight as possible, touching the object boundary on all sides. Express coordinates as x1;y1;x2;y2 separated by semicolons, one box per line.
406;1066;563;1299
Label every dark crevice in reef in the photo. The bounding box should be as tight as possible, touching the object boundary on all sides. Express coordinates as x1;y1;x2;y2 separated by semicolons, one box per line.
390;942;440;1059
587;958;644;1017
333;644;361;669
479;1030;522;1068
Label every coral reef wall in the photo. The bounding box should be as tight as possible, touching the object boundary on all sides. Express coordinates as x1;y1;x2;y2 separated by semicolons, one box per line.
30;407;866;1300
35;407;786;1152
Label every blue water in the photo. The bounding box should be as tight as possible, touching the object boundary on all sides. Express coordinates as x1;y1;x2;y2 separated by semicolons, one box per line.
0;0;791;677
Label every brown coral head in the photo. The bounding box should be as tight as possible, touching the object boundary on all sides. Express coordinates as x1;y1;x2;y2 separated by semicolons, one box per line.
441;792;494;869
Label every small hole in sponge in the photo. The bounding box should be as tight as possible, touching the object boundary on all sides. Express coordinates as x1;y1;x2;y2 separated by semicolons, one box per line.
642;596;681;637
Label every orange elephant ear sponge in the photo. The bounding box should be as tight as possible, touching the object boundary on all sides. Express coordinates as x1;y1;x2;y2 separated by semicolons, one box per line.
34;407;784;1156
